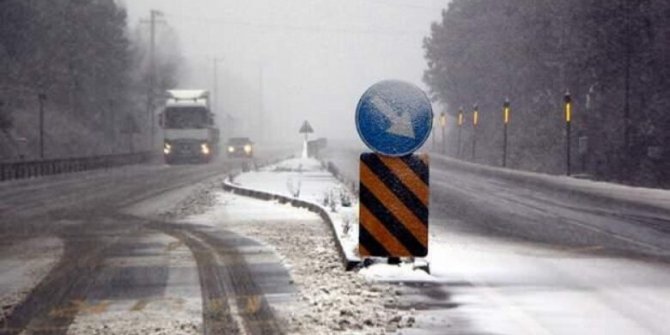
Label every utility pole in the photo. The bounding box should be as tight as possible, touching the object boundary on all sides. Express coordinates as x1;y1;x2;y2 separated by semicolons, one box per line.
503;99;510;167
471;104;479;161
38;93;46;160
149;10;160;152
565;91;572;176
141;10;164;153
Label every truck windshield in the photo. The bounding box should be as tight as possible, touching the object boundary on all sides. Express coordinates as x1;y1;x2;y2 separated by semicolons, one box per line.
164;107;209;129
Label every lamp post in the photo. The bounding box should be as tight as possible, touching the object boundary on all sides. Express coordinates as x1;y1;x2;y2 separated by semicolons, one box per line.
564;91;572;176
472;104;479;161
457;107;464;158
503;99;510;167
439;112;447;154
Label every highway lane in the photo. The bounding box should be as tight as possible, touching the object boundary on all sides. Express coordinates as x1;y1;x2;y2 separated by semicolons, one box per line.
0;153;295;334
324;146;670;334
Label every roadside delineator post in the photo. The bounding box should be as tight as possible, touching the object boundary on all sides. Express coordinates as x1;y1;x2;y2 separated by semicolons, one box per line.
502;98;510;167
355;80;433;273
564;91;572;176
299;120;314;158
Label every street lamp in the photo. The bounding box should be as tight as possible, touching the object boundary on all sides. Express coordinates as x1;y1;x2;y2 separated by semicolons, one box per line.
472;104;479;161
457;107;464;157
503;98;510;167
564;91;572;176
439;112;447;154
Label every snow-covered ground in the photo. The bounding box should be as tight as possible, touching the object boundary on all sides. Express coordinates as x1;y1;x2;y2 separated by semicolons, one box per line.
0;237;63;324
66;233;202;335
320;146;670;334
186;158;425;333
229;156;438;281
230;157;361;263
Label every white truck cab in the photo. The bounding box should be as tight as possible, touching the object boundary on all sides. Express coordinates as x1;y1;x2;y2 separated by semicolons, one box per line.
161;90;219;164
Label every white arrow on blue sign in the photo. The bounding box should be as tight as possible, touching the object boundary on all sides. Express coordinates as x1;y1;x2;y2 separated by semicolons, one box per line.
356;80;433;157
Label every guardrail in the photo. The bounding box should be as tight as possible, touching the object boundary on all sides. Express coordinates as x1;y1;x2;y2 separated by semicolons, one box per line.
430;153;670;217
0;152;152;182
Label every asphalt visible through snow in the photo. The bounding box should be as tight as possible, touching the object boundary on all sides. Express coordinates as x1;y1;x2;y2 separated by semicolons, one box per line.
3;144;670;334
324;146;670;335
0;154;293;335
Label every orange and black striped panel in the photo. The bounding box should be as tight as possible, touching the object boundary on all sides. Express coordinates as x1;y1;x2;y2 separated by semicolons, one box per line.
359;153;429;257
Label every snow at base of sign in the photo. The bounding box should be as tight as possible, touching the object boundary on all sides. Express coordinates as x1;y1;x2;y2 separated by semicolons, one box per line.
359;261;433;282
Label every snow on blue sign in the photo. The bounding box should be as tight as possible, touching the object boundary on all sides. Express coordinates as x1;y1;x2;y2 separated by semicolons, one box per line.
356;80;433;157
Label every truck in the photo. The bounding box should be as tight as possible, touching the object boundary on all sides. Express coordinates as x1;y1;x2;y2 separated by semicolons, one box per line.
160;90;220;164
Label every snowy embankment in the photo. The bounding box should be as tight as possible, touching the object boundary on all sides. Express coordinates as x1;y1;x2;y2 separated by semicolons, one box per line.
176;164;422;333
432;154;670;214
224;157;361;268
188;192;418;334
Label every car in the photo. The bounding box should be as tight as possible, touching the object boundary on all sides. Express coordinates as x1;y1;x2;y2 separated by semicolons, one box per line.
226;137;254;158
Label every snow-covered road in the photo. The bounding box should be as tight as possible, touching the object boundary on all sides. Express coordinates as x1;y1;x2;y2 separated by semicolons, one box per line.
323;145;670;335
2;142;669;334
0;153;301;334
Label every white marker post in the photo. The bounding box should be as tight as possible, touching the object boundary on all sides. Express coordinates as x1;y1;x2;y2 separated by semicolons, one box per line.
299;120;314;158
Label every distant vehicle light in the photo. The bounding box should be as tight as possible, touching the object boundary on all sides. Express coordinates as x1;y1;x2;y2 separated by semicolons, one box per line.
228;146;235;153
164;143;172;155
244;144;252;154
201;143;210;155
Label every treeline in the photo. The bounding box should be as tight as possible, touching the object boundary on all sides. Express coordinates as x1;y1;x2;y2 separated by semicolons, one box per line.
0;0;179;160
424;0;670;188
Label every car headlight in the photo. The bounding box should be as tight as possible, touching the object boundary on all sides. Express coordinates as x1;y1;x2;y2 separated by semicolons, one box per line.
243;144;252;154
201;143;210;155
163;143;172;155
228;146;235;153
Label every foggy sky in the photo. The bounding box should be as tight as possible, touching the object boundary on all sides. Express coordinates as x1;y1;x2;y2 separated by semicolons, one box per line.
121;0;447;143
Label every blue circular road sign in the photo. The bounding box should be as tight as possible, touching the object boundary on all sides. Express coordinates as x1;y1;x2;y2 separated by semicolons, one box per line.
356;80;433;156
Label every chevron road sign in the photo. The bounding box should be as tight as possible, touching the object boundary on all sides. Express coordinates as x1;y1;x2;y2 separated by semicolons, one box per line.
358;153;429;257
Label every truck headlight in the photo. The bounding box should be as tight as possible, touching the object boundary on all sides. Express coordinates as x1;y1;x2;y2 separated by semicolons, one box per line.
164;143;172;155
243;144;252;154
228;146;235;153
201;143;210;155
